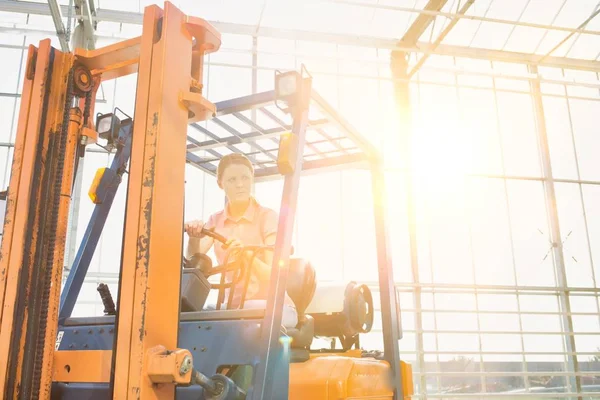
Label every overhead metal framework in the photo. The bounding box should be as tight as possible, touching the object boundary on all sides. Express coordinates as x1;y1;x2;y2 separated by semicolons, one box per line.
185;88;377;180
1;0;600;72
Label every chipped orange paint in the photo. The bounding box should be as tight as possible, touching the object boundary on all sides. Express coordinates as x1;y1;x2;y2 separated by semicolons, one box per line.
112;5;163;397
39;100;81;400
0;40;53;397
75;36;142;80
53;350;112;383
113;3;220;399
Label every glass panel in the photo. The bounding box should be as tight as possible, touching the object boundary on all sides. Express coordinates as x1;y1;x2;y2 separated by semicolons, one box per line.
207;66;252;102
416;180;474;285
435;313;479;332
340;170;377;282
481;333;523;354
571;315;600;334
478;293;519;312
568;99;600;181
434;293;477;311
523;334;566;355
0;48;23;94
112;74;138;120
0;147;9;190
457;88;503;175
543;96;578;180
519;294;560;313
386;171;411;283
569;294;600;314
339;77;383;148
296;172;343;281
479;313;521;332
437;333;480;353
0;97;16;143
467;177;515;285
506;180;556;286
521;314;563;333
497;92;541;177
555;183;595;288
582;185;600;288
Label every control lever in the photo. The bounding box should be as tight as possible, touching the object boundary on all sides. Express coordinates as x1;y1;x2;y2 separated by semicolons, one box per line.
191;370;246;400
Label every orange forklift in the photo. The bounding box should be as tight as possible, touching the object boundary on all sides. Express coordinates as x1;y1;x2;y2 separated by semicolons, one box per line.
0;2;412;399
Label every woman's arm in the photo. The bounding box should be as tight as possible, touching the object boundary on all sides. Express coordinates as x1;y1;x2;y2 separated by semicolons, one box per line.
244;208;279;280
184;218;214;258
186;236;214;259
243;233;276;280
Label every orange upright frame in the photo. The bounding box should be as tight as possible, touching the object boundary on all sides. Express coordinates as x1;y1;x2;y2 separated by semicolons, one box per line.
0;41;78;399
0;2;220;399
111;4;219;399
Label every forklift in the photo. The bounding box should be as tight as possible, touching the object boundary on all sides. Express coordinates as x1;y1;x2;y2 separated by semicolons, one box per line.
0;2;412;399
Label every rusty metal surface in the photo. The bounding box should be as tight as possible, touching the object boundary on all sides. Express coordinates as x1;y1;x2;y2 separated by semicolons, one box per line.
112;3;220;399
0;39;77;400
0;40;54;398
75;36;141;80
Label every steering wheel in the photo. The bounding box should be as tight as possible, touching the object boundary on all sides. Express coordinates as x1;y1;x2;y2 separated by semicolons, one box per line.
183;228;274;310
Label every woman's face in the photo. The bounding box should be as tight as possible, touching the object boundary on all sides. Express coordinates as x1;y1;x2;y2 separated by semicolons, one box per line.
219;163;253;204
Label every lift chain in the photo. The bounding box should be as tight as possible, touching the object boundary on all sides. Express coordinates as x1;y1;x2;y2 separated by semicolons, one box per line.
83;89;92;127
31;66;75;399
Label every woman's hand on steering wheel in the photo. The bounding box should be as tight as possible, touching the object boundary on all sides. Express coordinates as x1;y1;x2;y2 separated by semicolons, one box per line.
222;238;245;259
184;219;205;238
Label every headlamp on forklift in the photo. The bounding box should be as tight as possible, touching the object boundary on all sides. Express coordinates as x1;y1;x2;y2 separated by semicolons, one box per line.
95;112;120;144
95;108;132;149
274;64;312;114
275;71;300;98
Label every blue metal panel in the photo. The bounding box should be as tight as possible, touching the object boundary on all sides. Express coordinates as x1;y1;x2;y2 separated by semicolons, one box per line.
52;382;292;400
58;122;133;322
54;319;290;399
214;90;277;116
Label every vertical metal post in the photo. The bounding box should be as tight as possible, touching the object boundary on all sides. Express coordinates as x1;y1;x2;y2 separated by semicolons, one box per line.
249;76;311;400
251;35;258;125
391;50;426;397
371;160;404;399
528;65;581;398
112;4;221;398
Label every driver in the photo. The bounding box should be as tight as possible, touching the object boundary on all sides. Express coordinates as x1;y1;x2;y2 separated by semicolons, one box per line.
184;153;298;328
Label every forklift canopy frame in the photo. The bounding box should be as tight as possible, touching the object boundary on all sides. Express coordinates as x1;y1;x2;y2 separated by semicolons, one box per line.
181;83;405;398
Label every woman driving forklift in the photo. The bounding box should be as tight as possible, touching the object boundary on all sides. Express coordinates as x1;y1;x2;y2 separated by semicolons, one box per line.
184;153;298;328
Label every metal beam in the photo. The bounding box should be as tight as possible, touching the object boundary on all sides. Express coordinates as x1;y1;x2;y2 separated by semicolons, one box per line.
529;65;581;396
325;0;600;37
47;0;69;51
398;0;448;45
408;0;475;77
74;0;96;49
2;0;600;71
8;0;600;38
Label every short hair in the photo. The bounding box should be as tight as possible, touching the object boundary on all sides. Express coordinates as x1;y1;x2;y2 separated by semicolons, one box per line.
217;153;254;183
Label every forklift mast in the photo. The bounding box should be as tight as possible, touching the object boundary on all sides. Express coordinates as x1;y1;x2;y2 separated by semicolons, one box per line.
0;3;220;399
